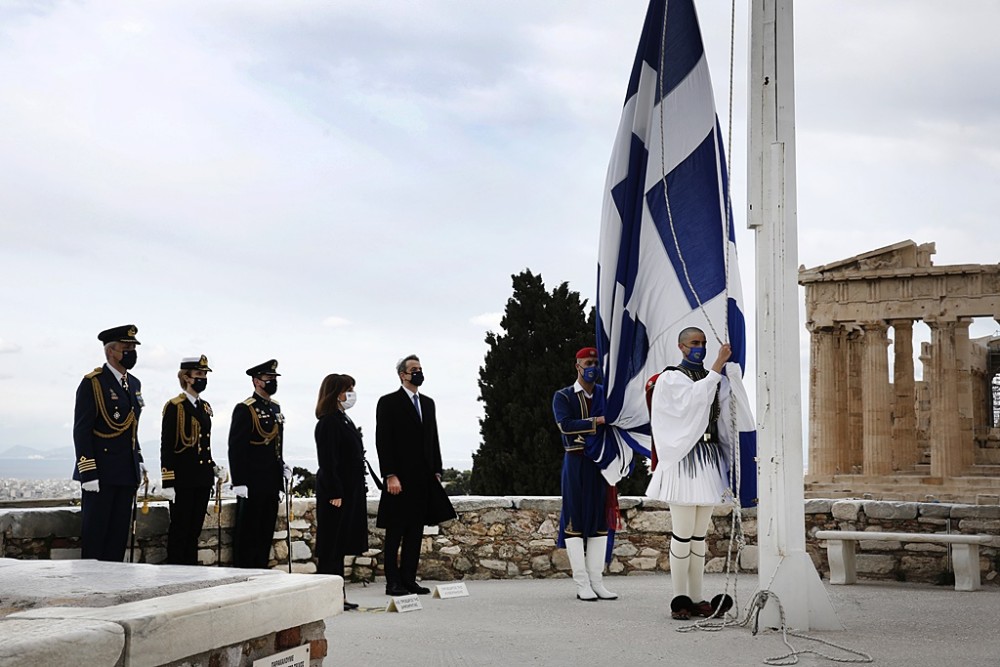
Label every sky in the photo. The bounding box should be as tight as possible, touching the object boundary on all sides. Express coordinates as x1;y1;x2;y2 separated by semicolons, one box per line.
1;1;998;478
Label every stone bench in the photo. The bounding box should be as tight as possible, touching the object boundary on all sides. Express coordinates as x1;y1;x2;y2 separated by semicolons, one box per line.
814;530;992;592
0;560;342;666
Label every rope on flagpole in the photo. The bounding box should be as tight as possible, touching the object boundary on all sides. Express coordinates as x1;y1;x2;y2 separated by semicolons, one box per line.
664;6;872;664
657;0;748;627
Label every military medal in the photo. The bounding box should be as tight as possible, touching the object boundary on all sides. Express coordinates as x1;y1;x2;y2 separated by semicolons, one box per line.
114;409;121;420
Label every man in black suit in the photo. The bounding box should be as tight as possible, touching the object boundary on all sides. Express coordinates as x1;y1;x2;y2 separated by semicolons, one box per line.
228;359;291;569
73;324;147;561
375;354;455;596
160;355;225;565
375;354;456;596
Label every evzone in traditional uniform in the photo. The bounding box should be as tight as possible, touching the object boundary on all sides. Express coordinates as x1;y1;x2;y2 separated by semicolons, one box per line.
160;355;226;565
73;324;146;561
228;359;290;569
552;347;618;601
646;329;749;619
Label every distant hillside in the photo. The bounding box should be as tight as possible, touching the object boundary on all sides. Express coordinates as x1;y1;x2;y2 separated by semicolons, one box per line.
0;445;76;459
0;442;158;460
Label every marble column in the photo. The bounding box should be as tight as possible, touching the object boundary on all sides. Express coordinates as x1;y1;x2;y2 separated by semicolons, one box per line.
861;321;893;476
929;319;962;479
954;319;975;470
889;319;917;470
846;329;864;473
808;324;846;476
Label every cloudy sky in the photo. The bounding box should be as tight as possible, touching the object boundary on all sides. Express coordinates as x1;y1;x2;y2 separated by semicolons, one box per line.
1;1;998;477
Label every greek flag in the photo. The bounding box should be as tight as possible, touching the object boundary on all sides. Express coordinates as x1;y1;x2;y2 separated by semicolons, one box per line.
592;0;756;506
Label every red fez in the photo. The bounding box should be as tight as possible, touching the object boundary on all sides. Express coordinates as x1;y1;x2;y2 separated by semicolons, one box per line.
575;347;598;360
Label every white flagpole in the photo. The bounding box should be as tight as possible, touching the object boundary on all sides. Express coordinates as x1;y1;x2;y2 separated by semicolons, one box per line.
748;0;840;630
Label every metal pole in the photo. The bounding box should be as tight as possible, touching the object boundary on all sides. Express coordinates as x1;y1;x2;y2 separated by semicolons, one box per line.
285;479;293;574
128;491;138;563
215;477;223;567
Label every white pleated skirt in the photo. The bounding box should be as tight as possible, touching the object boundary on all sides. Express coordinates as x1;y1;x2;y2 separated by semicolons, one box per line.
645;443;731;507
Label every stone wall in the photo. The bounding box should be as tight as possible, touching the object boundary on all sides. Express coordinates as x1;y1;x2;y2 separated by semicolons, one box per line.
2;498;998;586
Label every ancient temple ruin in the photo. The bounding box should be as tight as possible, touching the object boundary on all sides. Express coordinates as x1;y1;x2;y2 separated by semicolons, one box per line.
801;240;1000;501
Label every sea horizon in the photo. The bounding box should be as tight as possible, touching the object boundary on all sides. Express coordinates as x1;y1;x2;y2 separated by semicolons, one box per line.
0;456;477;481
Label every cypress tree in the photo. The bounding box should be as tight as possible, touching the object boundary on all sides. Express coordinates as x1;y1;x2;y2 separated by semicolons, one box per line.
470;270;650;495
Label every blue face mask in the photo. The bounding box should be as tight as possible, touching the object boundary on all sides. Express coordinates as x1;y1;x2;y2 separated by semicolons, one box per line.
581;365;601;384
686;346;706;363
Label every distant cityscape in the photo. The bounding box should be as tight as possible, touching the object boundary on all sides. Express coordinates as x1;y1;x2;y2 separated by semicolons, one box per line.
0;478;79;501
0;444;473;502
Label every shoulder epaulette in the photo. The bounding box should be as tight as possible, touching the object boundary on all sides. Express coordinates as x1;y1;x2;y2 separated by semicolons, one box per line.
270;398;280;406
242;397;256;406
84;367;102;379
170;395;186;405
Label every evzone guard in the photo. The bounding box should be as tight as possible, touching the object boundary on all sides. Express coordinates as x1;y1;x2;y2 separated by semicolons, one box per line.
646;327;739;619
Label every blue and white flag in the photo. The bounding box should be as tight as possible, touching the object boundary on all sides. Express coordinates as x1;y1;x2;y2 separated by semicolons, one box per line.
592;0;756;506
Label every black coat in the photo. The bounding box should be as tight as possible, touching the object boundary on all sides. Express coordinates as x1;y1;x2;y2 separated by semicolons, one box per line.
228;394;284;492
374;388;456;529
315;411;369;564
160;394;215;488
72;365;144;486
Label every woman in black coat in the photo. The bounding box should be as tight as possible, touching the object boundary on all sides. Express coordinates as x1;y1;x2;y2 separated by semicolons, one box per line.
314;373;369;610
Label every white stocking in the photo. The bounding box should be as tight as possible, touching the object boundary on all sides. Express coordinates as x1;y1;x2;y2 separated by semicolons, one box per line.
668;504;696;598
687;505;714;601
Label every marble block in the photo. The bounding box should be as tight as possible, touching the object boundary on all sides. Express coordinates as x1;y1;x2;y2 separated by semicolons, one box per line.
0;618;125;667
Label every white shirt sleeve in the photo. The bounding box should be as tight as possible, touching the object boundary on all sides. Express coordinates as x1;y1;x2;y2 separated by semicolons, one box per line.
650;368;722;469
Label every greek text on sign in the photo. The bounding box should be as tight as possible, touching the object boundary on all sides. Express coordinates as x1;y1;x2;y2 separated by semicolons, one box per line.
433;582;470;599
386;594;422;613
252;644;309;667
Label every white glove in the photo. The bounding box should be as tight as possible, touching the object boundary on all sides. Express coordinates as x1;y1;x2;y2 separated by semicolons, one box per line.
81;480;100;493
282;464;293;482
233;485;249;498
139;462;148;476
214;465;229;482
160;487;176;502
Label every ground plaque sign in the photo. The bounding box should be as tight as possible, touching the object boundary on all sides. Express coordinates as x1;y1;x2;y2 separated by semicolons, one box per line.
385;593;422;613
433;582;469;599
253;644;309;667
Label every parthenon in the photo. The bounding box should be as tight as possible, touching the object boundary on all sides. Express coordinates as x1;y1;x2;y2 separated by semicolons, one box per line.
800;240;1000;501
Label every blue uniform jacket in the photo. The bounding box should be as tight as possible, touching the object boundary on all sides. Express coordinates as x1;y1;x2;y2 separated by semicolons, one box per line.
72;365;144;486
552;383;604;453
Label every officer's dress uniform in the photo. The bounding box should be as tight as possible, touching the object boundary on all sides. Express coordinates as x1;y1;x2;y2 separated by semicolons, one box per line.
552;381;608;546
229;391;285;569
73;364;144;561
161;391;215;565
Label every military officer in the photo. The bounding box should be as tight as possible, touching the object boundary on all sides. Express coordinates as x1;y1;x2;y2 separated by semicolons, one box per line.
73;324;147;561
160;355;226;565
228;359;291;569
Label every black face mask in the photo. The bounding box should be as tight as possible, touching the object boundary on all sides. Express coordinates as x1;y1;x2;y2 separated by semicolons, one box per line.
262;378;278;396
409;370;424;387
191;377;208;394
120;349;138;370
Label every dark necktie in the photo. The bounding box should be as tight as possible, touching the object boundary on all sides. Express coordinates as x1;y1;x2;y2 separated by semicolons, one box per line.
121;374;129;392
412;393;422;421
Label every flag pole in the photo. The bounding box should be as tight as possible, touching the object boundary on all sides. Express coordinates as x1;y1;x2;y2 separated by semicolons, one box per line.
748;0;839;630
